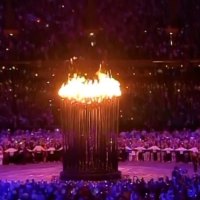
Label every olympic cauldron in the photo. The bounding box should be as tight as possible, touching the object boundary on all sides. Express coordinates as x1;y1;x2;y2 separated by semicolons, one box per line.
58;70;121;180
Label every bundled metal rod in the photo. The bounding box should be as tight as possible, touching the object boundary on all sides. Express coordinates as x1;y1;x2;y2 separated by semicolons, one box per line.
61;98;120;175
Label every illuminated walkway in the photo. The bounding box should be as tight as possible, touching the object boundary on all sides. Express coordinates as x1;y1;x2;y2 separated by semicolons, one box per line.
0;161;195;181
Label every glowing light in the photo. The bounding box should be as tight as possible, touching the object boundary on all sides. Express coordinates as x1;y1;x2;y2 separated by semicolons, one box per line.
58;70;121;103
91;41;95;46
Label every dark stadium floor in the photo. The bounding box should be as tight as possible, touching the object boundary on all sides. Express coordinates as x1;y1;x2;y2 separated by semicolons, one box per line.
0;161;195;182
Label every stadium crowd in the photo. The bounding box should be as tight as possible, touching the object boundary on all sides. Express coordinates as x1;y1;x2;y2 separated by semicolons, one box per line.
0;129;62;165
0;0;200;59
0;167;200;200
119;129;200;168
1;1;200;199
0;64;200;131
1;128;200;169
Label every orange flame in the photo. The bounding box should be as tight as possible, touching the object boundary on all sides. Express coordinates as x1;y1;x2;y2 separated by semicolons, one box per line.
58;70;121;103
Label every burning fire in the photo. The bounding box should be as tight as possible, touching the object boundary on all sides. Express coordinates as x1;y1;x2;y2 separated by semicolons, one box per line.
58;70;121;103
